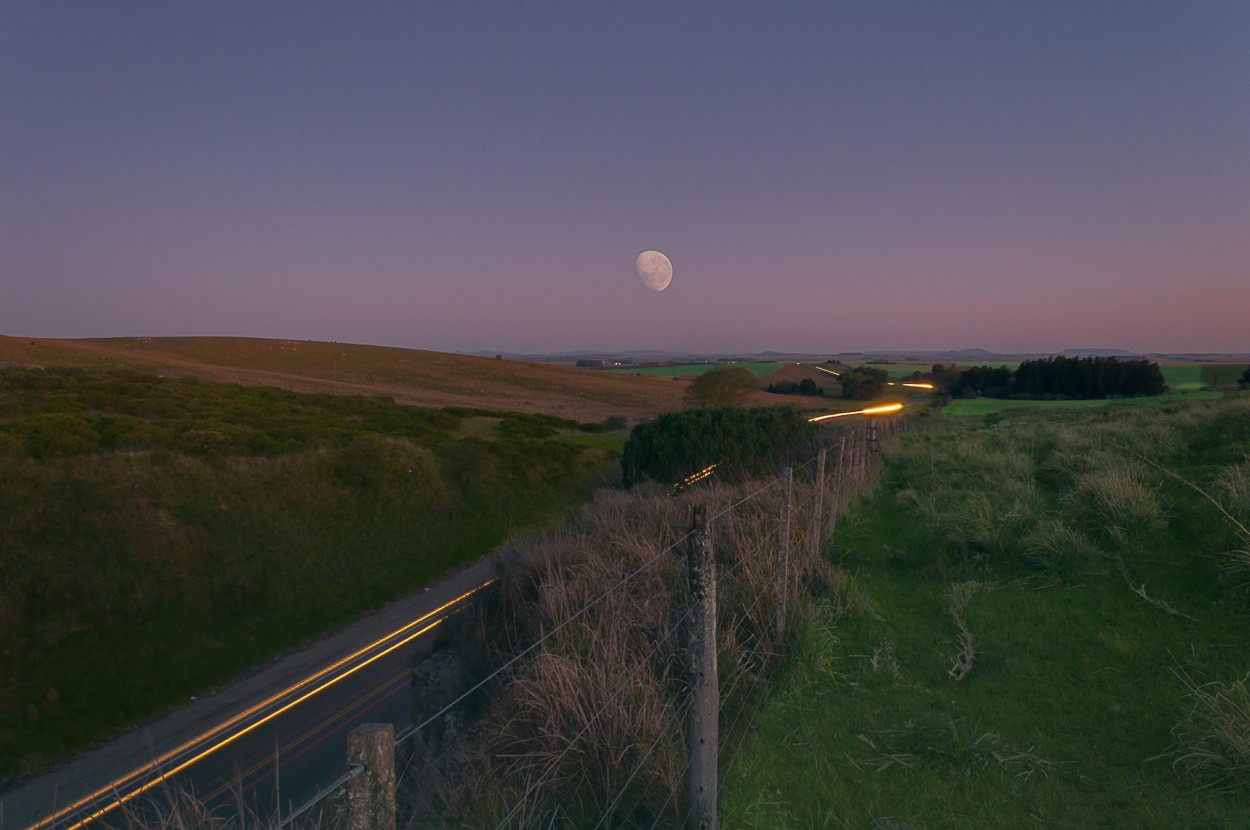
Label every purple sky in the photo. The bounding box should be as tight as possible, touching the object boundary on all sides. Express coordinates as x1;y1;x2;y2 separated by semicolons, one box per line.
3;2;1247;354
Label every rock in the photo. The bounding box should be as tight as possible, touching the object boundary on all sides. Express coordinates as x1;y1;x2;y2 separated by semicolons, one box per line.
870;819;917;830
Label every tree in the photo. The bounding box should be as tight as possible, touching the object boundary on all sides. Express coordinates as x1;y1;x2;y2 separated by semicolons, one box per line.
839;366;889;400
1239;367;1250;390
685;366;759;408
621;405;815;486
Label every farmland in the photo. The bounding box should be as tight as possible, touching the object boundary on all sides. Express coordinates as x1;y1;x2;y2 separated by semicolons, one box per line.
610;361;789;378
0;335;690;423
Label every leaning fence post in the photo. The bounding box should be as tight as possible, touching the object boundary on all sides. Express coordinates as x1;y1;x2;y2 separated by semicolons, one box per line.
776;466;793;642
829;438;847;538
686;505;718;830
348;723;396;830
810;448;827;560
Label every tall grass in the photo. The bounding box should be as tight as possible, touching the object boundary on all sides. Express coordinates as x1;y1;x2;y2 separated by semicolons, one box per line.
398;433;877;828
1168;671;1250;791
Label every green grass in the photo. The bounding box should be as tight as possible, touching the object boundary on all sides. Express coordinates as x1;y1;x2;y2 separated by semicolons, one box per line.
0;368;622;777
942;388;1224;416
1199;364;1250;387
610;362;787;378
722;395;1250;828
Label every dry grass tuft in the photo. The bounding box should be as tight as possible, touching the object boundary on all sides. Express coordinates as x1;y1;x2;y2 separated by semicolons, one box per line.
1166;670;1250;791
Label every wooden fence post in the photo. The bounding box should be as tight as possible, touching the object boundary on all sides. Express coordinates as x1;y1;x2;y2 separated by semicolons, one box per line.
776;466;793;642
829;438;847;539
810;449;826;560
686;505;718;830
348;723;396;830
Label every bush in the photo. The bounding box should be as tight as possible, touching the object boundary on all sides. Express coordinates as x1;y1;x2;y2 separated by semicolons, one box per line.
621;406;816;487
685;366;759;407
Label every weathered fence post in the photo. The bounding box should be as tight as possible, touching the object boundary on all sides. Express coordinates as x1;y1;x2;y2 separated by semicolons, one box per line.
829;438;847;539
810;449;826;560
776;466;793;642
348;723;396;830
686;505;718;830
869;417;879;453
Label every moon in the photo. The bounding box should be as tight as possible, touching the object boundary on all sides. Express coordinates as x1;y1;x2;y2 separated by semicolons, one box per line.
636;250;673;292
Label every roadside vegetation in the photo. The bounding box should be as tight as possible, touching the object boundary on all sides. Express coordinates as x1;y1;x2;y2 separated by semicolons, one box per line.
0;368;623;777
721;393;1250;828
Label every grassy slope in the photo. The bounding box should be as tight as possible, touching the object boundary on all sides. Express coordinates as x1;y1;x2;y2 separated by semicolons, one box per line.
0;368;628;777
0;335;689;422
722;396;1250;829
610;362;788;378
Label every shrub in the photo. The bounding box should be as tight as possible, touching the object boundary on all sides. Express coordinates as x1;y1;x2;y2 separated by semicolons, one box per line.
1168;671;1250;791
621;406;816;487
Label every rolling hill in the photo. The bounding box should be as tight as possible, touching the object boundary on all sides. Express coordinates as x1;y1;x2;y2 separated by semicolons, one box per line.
0;335;693;422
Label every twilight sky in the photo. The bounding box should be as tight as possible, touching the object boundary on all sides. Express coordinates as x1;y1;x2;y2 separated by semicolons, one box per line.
3;2;1247;355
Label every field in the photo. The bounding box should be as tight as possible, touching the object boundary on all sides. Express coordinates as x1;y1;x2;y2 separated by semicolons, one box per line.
0;335;691;423
0;367;625;777
609;362;788;378
939;361;1241;417
722;394;1250;828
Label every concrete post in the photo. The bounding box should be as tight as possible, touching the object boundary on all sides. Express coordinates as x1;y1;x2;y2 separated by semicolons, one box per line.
348;723;396;830
686;505;718;830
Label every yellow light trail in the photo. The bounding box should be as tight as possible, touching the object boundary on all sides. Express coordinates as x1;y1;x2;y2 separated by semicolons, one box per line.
807;403;904;423
900;382;934;389
27;581;493;830
810;365;841;377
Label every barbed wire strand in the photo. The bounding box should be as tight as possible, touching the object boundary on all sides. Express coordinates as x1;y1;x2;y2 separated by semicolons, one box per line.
393;526;698;747
490;600;699;830
589;688;697;830
272;763;362;830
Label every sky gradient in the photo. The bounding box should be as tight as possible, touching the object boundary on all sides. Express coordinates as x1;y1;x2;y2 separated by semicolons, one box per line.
3;2;1247;354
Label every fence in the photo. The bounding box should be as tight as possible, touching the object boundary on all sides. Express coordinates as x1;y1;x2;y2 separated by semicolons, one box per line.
216;419;899;829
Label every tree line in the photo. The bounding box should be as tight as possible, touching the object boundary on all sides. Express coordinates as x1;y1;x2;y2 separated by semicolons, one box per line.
926;356;1167;400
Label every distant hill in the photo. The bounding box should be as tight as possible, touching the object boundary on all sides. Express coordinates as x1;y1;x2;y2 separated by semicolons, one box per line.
0;335;693;422
1057;348;1141;357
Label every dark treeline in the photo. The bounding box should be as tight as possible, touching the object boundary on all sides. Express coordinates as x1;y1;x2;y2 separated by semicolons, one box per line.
621;405;815;486
766;378;824;396
928;356;1167;400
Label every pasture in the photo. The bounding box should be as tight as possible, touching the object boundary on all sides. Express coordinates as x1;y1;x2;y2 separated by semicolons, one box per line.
722;395;1250;828
610;361;788;378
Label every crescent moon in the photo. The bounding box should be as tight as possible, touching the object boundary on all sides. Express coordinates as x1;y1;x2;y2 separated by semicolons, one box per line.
636;250;673;292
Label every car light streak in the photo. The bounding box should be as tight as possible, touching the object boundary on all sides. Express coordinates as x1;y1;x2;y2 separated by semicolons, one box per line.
810;365;841;377
26;581;492;830
203;667;410;803
900;382;934;389
807;403;904;423
671;462;721;494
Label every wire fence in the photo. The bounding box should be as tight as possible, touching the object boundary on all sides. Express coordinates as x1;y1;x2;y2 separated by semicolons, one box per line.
380;419;898;828
116;417;899;830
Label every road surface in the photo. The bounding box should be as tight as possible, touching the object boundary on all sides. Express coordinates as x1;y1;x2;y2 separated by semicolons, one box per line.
1;557;497;829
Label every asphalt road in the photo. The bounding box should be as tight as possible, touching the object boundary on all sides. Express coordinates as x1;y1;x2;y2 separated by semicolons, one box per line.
2;557;497;830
